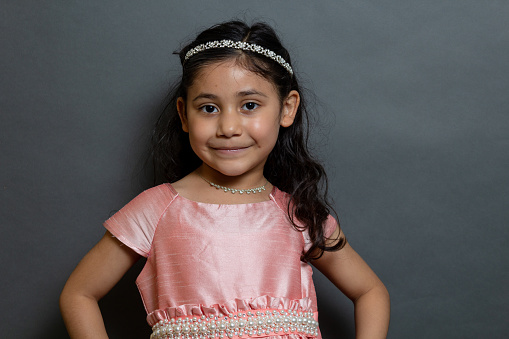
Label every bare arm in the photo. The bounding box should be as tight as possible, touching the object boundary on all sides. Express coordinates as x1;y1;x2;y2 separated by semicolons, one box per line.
312;227;390;339
60;231;140;339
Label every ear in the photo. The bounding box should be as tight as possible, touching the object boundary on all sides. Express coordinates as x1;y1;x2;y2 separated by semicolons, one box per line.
177;97;189;133
280;90;300;127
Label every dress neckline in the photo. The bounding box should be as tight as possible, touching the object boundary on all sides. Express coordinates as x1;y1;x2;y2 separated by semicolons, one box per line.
165;182;278;206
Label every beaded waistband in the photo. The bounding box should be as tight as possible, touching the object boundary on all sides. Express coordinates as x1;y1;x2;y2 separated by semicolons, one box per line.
150;309;319;339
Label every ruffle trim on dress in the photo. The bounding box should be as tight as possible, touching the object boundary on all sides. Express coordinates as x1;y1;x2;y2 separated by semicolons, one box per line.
147;295;313;325
147;295;319;338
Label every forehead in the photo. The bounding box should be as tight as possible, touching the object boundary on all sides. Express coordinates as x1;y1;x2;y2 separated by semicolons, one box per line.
188;60;279;96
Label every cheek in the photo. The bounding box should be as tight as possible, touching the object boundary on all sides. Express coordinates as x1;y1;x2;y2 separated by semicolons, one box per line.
250;119;280;145
187;123;210;150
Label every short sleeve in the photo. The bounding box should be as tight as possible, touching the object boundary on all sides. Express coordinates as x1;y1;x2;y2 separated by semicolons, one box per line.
324;214;338;238
302;214;339;252
103;184;177;257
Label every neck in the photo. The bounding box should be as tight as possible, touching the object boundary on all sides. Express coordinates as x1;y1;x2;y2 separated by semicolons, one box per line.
196;165;266;189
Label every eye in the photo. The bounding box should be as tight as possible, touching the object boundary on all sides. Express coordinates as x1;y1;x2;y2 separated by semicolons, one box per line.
242;102;259;111
200;105;218;114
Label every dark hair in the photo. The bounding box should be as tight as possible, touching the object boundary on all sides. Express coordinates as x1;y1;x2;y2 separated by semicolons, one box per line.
152;20;345;261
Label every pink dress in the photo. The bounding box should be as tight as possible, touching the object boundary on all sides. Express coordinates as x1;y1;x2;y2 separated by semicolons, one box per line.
104;183;336;339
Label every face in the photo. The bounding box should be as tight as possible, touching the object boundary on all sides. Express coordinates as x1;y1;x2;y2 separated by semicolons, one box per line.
177;60;299;181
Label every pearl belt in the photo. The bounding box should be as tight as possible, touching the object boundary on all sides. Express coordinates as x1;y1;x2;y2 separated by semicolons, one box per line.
150;309;319;338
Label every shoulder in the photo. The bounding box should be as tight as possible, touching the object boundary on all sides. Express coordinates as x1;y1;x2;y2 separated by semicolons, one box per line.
140;183;178;201
133;183;177;204
112;183;178;218
270;186;292;213
168;172;204;201
104;184;177;257
271;187;338;233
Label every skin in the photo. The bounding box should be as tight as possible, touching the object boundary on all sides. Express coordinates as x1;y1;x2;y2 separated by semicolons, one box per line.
60;60;390;338
60;232;139;339
174;60;299;204
312;227;390;338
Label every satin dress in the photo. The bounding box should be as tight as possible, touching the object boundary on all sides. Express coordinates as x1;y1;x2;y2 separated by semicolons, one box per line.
104;183;336;339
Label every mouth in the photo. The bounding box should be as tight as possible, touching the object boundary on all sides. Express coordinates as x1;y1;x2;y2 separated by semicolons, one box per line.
211;146;251;154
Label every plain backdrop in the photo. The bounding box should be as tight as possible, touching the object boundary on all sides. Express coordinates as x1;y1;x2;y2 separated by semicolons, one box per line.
1;1;508;338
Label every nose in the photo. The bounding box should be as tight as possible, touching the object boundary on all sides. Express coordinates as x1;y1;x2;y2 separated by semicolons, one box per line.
217;109;242;137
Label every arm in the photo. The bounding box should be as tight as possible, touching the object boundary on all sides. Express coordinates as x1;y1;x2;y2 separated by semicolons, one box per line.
59;231;140;339
312;226;390;339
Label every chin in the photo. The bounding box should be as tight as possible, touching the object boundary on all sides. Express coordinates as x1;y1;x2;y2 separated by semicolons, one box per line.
214;168;250;178
205;164;256;178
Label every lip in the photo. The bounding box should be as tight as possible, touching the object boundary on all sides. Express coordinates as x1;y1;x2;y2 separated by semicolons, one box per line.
211;146;251;155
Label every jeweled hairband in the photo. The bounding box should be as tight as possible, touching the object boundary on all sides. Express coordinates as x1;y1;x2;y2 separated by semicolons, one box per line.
184;39;294;76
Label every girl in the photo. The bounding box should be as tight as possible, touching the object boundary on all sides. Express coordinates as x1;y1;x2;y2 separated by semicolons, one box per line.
60;21;390;339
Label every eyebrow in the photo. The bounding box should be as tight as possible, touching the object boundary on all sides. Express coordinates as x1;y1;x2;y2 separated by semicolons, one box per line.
192;93;218;102
192;89;268;102
237;90;268;98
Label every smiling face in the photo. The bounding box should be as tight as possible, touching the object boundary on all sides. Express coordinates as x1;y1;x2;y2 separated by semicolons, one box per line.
177;60;299;184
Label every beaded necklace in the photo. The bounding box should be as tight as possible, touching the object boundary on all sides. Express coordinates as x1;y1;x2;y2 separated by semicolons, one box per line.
199;175;268;195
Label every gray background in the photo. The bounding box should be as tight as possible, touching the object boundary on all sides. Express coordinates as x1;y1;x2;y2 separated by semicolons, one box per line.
1;1;508;338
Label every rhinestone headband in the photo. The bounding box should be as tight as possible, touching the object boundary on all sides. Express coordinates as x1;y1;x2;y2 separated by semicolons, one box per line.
184;39;294;76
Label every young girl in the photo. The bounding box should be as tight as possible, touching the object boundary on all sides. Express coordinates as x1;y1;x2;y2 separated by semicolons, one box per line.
60;21;390;339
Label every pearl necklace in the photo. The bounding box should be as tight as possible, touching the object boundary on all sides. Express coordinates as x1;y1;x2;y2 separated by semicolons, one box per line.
199;175;268;194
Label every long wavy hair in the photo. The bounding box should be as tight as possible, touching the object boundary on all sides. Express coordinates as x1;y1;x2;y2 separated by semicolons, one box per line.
152;20;345;261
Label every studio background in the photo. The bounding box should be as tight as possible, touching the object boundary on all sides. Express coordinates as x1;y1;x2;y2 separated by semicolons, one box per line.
1;1;508;338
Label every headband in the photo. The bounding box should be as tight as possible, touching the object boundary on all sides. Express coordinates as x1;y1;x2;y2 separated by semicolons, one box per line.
184;39;294;76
